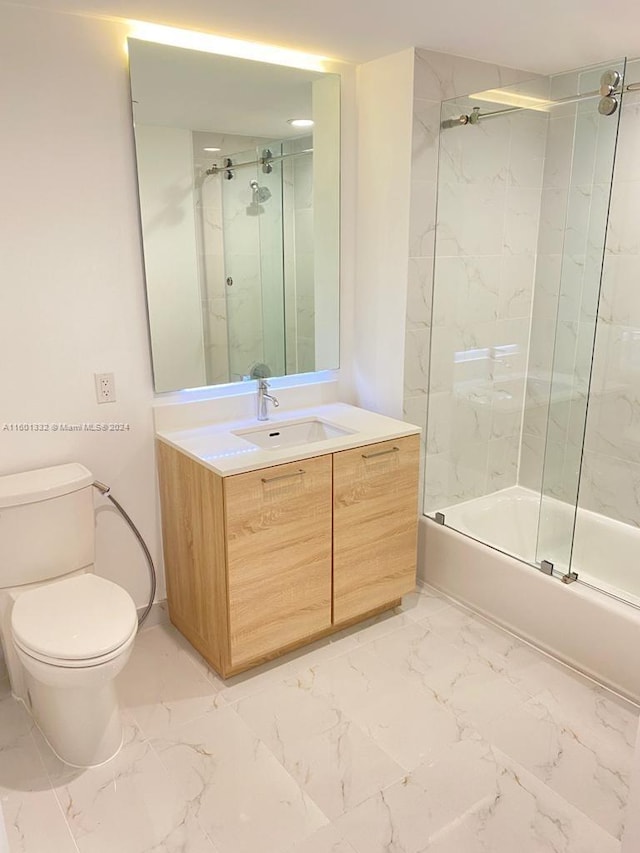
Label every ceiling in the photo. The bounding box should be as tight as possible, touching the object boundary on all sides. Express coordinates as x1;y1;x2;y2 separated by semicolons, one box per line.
10;0;640;74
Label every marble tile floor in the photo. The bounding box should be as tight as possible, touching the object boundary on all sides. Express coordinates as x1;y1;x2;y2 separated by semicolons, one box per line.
0;585;637;853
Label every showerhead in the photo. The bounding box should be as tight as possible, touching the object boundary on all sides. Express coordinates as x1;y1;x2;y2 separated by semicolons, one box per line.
249;179;271;203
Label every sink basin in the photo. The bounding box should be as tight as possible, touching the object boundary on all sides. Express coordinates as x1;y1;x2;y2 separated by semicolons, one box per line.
234;418;353;450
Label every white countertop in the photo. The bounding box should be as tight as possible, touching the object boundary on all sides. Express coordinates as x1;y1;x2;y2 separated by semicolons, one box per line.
156;402;421;477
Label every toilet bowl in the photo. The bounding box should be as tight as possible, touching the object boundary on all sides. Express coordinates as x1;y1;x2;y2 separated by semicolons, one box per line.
11;573;138;767
0;463;139;768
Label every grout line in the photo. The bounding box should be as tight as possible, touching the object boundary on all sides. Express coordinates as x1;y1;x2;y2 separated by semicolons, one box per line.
120;723;222;852
24;725;82;853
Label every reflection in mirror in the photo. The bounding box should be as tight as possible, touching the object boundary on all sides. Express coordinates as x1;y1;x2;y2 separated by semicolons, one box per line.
128;39;340;393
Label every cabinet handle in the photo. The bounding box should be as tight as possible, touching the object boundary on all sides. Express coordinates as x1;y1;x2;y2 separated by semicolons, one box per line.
361;446;400;459
261;468;305;484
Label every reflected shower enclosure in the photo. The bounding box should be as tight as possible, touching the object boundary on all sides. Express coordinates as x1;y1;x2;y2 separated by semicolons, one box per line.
195;136;316;384
424;58;640;608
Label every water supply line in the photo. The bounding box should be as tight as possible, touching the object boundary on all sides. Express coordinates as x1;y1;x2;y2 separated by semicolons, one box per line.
92;481;157;627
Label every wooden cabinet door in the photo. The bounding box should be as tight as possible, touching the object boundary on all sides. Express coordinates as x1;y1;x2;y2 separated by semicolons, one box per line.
224;455;332;668
333;434;420;624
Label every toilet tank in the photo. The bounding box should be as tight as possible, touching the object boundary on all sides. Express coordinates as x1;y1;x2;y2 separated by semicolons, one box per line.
0;464;95;588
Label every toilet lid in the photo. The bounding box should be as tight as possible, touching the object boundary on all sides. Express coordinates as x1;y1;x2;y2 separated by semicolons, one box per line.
11;574;138;662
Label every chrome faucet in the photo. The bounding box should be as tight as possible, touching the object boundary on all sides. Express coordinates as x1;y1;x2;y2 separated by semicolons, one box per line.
257;378;279;421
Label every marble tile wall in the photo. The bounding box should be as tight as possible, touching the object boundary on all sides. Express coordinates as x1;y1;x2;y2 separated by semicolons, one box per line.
252;153;287;379
283;136;316;375
221;146;269;381
578;82;640;527
401;49;544;511
519;76;585;502
519;66;623;512
283;145;298;375
193;132;272;384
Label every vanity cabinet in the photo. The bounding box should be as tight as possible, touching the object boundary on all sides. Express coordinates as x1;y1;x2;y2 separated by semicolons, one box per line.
333;436;420;624
224;456;332;668
157;433;419;678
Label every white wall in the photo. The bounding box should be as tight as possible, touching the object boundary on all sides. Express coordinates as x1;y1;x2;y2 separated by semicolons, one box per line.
135;124;207;392
353;48;415;418
0;5;162;607
0;2;358;611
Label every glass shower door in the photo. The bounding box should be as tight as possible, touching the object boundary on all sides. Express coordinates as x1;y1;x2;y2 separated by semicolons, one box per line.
423;59;625;576
535;59;626;575
221;148;267;381
569;58;640;607
424;74;555;565
221;145;287;381
255;146;286;379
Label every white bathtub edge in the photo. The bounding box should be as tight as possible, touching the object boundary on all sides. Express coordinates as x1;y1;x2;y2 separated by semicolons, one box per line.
418;516;640;704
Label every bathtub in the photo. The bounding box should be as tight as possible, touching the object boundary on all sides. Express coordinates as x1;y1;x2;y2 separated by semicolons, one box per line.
419;485;640;701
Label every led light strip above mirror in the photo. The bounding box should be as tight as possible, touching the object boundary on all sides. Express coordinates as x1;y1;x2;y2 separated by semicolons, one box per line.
125;20;329;71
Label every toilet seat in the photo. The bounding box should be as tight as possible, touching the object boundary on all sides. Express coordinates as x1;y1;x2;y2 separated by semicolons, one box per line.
11;574;138;665
13;622;137;668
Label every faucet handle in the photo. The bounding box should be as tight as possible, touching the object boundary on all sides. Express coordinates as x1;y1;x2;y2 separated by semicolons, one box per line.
258;378;269;390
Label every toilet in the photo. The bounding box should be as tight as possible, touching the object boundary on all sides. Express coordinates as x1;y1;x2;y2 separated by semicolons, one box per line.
0;463;138;768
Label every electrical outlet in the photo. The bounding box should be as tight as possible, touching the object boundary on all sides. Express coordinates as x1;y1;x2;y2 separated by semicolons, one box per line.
94;372;116;404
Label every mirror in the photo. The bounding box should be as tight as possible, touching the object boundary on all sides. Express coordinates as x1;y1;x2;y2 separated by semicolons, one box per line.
128;39;340;393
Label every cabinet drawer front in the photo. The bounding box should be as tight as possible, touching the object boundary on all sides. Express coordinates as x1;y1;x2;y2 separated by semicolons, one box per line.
225;455;332;668
333;434;420;624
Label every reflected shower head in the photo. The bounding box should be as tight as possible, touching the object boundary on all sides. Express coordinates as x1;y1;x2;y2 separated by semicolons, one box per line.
249;179;271;203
